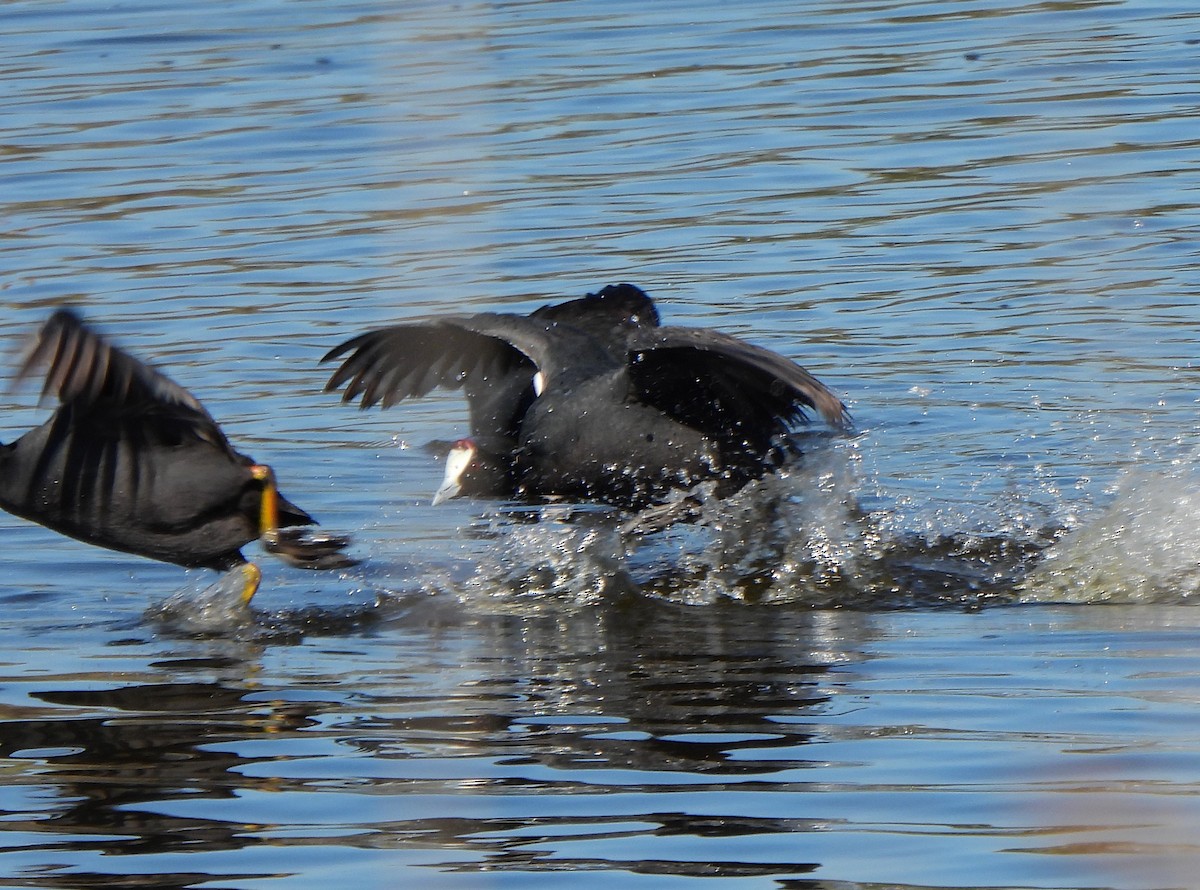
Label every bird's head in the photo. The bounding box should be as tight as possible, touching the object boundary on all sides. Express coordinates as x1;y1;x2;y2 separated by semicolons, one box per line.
433;437;513;505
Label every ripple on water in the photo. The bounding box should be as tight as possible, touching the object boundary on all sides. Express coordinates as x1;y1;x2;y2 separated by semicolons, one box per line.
3;0;1200;888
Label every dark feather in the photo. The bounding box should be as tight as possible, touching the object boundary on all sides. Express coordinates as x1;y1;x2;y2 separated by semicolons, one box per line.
1;309;333;572
626;326;851;435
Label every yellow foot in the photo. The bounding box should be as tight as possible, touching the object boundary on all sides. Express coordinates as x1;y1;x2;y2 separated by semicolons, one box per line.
239;562;263;605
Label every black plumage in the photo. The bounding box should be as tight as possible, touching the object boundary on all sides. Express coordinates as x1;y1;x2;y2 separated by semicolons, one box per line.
324;284;849;507
1;310;349;588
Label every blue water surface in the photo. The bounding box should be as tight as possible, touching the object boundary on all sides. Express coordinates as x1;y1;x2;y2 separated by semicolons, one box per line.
2;1;1200;887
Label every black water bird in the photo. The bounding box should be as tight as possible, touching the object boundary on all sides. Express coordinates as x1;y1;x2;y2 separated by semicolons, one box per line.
323;284;850;509
0;309;351;600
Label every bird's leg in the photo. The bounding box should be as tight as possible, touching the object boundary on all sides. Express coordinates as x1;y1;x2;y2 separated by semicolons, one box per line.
250;464;280;544
237;562;263;604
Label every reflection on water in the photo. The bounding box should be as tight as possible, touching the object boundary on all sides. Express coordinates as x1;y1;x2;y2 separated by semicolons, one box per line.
2;0;1200;887
3;605;1200;888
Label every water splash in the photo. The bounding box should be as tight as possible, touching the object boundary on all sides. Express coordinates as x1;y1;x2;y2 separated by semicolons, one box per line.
450;505;641;610
145;453;1200;626
632;444;1047;608
144;569;258;635
144;567;405;640
420;441;1050;610
1019;467;1200;604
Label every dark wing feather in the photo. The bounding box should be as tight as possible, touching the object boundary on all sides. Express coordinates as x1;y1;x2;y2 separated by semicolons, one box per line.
3;309;323;570
322;313;622;407
10;310;249;542
14;308;228;449
626;326;850;451
322;319;534;410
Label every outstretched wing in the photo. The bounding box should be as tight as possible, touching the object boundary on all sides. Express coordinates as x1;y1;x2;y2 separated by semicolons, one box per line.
14;308;228;449
625;326;850;454
5;310;321;568
321;316;536;409
322;313;621;404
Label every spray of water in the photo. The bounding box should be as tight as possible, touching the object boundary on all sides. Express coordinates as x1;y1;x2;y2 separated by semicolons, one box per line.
1019;467;1200;604
143;443;1200;634
427;441;1051;610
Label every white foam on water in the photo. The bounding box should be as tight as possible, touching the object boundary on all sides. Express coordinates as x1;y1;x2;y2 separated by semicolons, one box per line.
1019;466;1200;604
144;568;258;635
451;505;640;611
420;438;1064;610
